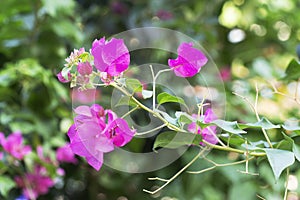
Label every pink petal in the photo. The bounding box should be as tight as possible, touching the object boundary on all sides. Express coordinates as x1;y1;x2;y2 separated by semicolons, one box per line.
86;153;103;171
168;42;208;77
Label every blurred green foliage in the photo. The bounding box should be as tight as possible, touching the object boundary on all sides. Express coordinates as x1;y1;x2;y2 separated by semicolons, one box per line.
0;0;300;199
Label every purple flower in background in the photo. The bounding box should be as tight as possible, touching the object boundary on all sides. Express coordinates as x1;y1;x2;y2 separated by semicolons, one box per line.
67;104;135;170
56;71;71;83
168;42;208;77
91;37;130;77
219;67;231;82
0;132;31;160
188;108;218;145
56;143;78;164
156;10;173;20
15;166;54;200
111;1;128;15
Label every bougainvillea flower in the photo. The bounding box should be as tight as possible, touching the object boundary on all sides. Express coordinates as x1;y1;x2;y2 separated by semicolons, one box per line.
91;37;130;77
188;108;218;145
68;104;135;170
168;42;208;77
103;118;135;147
77;62;93;76
56;143;78;164
64;47;86;67
15;166;54;199
0;132;31;160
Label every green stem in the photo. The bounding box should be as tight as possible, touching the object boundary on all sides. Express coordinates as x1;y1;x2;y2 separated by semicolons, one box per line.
283;168;289;200
143;147;208;194
203;141;266;157
111;82;182;132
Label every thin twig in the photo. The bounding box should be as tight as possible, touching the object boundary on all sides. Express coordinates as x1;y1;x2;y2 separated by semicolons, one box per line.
136;124;167;136
143;147;208;195
283;168;289;200
187;156;255;174
121;105;139;119
233;87;273;148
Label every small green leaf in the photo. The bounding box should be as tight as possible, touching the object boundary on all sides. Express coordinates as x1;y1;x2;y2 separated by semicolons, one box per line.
142;90;153;99
220;134;246;146
175;111;194;125
116;96;137;107
61;66;71;81
159;111;177;125
282;124;300;131
125;78;142;93
274;133;294;151
293;143;300;162
153;131;202;149
264;148;295;180
282;59;300;81
239;117;280;130
79;52;90;62
213;120;246;134
157;92;186;106
0;176;16;197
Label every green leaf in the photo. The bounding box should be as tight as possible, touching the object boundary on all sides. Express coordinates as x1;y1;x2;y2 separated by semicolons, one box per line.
0;176;16;197
282;124;300;131
220;133;246;146
282;59;300;81
61;66;71;81
274;133;294;151
115;96;137;107
264;148;295;180
125;78;142;93
157;92;186;107
153;131;202;149
239;117;280;130
213;120;246;134
293;143;300;162
159;111;177;125
142;89;153;99
79;52;90;62
42;0;75;17
175;111;194;125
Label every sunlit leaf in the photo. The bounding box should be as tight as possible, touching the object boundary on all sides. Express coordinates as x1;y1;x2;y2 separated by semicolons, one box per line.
153;131;201;149
125;78;142;93
213;119;246;134
282;59;300;81
293;143;300;162
61;66;71;81
141;89;153;99
158;110;177;125
0;176;16;197
175;111;194;125
115;96;137;107
239;117;280;130
157;92;186;107
264;148;295;180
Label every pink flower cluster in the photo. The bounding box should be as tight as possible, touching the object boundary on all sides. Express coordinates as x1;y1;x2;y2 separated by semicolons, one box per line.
188;108;218;145
0;131;31;160
15;166;55;200
68;104;135;170
0;131;77;199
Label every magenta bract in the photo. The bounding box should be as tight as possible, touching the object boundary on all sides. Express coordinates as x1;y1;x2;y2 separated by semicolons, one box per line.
91;37;130;77
188;108;218;145
68;104;135;170
168;42;208;77
0;132;31;160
